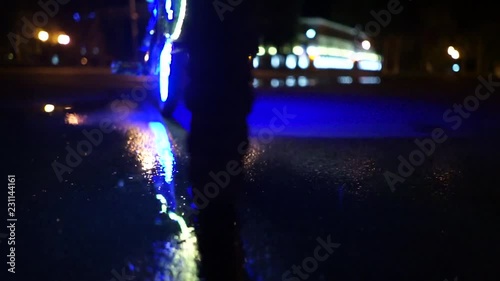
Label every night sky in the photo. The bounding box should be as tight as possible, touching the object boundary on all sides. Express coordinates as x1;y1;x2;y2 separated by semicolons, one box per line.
2;0;499;43
304;0;500;33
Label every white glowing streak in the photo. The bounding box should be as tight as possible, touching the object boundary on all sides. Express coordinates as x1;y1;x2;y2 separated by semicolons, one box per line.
170;0;187;40
159;40;173;102
166;0;174;20
168;212;192;239
156;194;167;204
156;194;168;213
313;56;354;70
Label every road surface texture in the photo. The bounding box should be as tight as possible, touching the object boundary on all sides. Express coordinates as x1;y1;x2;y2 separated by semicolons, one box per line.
1;68;500;281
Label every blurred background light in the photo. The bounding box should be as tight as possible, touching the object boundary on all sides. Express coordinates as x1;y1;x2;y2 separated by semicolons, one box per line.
51;54;59;65
447;46;455;55
73;12;81;22
257;46;265;56
44;104;55;113
292;46;304;56
285;54;297;69
38;31;49;42
58;34;70;45
361;40;371;50
306;29;316;39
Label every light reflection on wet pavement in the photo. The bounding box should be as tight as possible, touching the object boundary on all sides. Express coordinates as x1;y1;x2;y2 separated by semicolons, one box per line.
123;121;198;281
239;137;499;281
3;91;500;281
5;103;199;281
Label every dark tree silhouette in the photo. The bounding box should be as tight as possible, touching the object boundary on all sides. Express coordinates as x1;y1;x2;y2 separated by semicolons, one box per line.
256;0;304;47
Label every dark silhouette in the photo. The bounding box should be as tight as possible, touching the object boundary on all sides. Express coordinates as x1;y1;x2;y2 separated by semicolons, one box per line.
183;1;258;281
256;0;303;47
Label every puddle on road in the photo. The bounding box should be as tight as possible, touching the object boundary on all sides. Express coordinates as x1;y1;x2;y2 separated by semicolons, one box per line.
123;121;199;281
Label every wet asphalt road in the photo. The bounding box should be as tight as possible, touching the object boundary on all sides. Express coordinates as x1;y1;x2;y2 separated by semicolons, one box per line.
2;68;500;281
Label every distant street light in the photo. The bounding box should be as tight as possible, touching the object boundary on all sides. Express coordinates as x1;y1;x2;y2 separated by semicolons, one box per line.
257;46;265;56
292;46;304;56
447;46;460;59
306;29;317;39
44;104;55;113
447;46;455;55
38;31;49;42
362;40;371;50
58;34;70;45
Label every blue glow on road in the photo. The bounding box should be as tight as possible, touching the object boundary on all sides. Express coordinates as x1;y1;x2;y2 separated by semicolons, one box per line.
149;121;175;184
169;94;462;138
